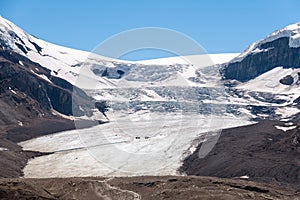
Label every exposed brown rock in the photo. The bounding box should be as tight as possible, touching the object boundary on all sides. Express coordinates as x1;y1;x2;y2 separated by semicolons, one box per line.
180;120;300;189
0;176;298;200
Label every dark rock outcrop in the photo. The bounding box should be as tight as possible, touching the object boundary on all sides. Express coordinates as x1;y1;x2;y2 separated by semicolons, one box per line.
222;37;300;82
92;64;130;79
0;48;92;125
279;75;294;85
0;48;97;179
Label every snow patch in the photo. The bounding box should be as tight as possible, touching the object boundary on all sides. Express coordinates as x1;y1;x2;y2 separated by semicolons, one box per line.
239;175;249;179
275;125;297;132
275;107;300;119
10;89;17;94
18;121;23;126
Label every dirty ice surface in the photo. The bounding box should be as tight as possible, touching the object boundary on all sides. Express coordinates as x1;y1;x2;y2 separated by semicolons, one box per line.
20;112;253;178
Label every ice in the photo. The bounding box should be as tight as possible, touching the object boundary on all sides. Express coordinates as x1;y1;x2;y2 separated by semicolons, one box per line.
20;113;253;178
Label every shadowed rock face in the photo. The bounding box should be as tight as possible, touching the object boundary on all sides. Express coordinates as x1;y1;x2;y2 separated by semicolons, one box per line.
279;75;294;85
0;48;92;122
223;37;300;82
0;48;95;178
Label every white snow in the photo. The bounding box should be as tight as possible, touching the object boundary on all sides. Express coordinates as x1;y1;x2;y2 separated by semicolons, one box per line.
188;145;197;154
236;67;300;98
239;175;249;179
139;89;166;101
290;32;300;48
275;125;297;132
136;53;239;65
275;107;300;119
237;108;257;119
18;121;23;126
8;87;17;94
36;73;52;83
9;89;17;95
234;66;300;119
18;60;24;66
284;122;294;126
0;16;241;91
0;16;122;88
0;147;8;151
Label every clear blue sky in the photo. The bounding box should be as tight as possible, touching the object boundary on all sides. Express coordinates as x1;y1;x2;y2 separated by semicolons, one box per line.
1;0;300;60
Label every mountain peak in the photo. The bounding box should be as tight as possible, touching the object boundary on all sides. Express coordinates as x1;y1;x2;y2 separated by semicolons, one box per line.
231;21;300;63
223;21;300;83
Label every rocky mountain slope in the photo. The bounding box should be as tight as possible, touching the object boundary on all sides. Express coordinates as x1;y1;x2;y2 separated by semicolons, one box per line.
0;28;96;178
180;120;300;189
0;47;91;122
223;22;300;82
0;176;298;200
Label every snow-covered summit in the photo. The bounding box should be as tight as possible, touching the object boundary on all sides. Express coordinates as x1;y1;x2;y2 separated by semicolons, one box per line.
231;22;300;63
0;16;239;89
0;16;93;61
0;17;114;85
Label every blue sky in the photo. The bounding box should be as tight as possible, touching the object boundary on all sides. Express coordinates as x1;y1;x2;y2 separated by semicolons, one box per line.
1;0;300;60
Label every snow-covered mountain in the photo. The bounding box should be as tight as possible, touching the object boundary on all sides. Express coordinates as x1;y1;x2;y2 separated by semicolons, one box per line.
0;16;237;90
232;22;300;62
0;16;123;88
1;16;300;178
0;16;243;121
223;22;300;82
220;21;300;121
1;16;299;122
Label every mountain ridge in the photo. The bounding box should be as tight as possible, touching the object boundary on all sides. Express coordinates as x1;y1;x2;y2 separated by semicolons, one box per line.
0;16;299;198
222;21;300;82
